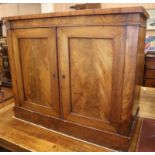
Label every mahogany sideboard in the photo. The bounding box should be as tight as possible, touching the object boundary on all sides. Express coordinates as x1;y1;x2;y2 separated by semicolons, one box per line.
3;7;149;151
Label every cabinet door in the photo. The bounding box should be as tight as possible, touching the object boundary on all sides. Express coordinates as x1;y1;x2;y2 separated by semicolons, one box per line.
12;28;60;117
58;26;126;132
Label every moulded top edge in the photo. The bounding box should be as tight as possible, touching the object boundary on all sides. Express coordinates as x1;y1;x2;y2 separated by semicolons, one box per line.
2;6;149;21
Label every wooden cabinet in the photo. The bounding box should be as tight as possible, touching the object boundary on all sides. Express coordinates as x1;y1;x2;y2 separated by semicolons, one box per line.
144;52;155;87
3;7;148;151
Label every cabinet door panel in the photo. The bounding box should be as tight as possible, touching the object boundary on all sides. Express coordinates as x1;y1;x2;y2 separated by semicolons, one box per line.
70;38;112;122
12;28;60;117
58;26;126;132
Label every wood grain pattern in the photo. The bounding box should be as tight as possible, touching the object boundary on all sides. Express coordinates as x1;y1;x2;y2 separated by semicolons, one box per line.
143;52;155;87
128;117;143;152
2;85;155;151
7;29;19;106
19;38;51;107
131;26;146;130
9;14;147;30
143;79;155;87
0;101;144;152
120;26;139;134
4;7;148;151
14;106;130;151
0;102;113;152
144;70;155;78
58;26;126;132
12;28;60;117
2;6;149;21
69;38;113;122
139;87;155;119
145;61;155;69
0;88;14;109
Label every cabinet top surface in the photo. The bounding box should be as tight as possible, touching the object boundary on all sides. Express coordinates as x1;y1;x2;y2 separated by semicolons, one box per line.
2;6;149;21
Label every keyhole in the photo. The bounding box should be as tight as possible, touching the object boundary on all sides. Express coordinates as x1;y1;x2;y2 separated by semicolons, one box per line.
53;74;56;78
62;75;65;79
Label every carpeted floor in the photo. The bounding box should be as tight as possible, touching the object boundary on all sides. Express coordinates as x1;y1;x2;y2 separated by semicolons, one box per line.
137;118;155;152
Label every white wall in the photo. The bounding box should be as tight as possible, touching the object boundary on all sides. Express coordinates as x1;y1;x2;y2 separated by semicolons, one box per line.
19;4;41;15
53;3;155;12
53;3;76;12
41;3;54;13
0;3;41;36
0;4;19;19
0;3;41;19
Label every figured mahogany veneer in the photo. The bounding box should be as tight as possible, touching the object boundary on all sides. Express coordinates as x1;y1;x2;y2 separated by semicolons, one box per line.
3;7;149;151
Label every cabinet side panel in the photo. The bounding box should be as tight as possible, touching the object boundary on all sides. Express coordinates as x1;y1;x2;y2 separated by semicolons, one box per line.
132;27;146;117
120;26;139;135
120;26;146;135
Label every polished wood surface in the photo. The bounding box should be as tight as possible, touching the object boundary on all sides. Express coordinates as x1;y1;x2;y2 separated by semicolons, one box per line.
70;38;112;121
14;106;130;151
143;52;155;87
0;88;150;152
0;88;14;110
145;70;155;78
144;79;155;87
0;87;154;152
8;14;147;30
128;26;146;134
58;26;126;132
20;38;52;107
129;117;143;152
139;87;155;119
2;6;149;21
0;87;13;103
0;102;113;152
145;57;155;69
12;28;60;117
4;7;148;151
